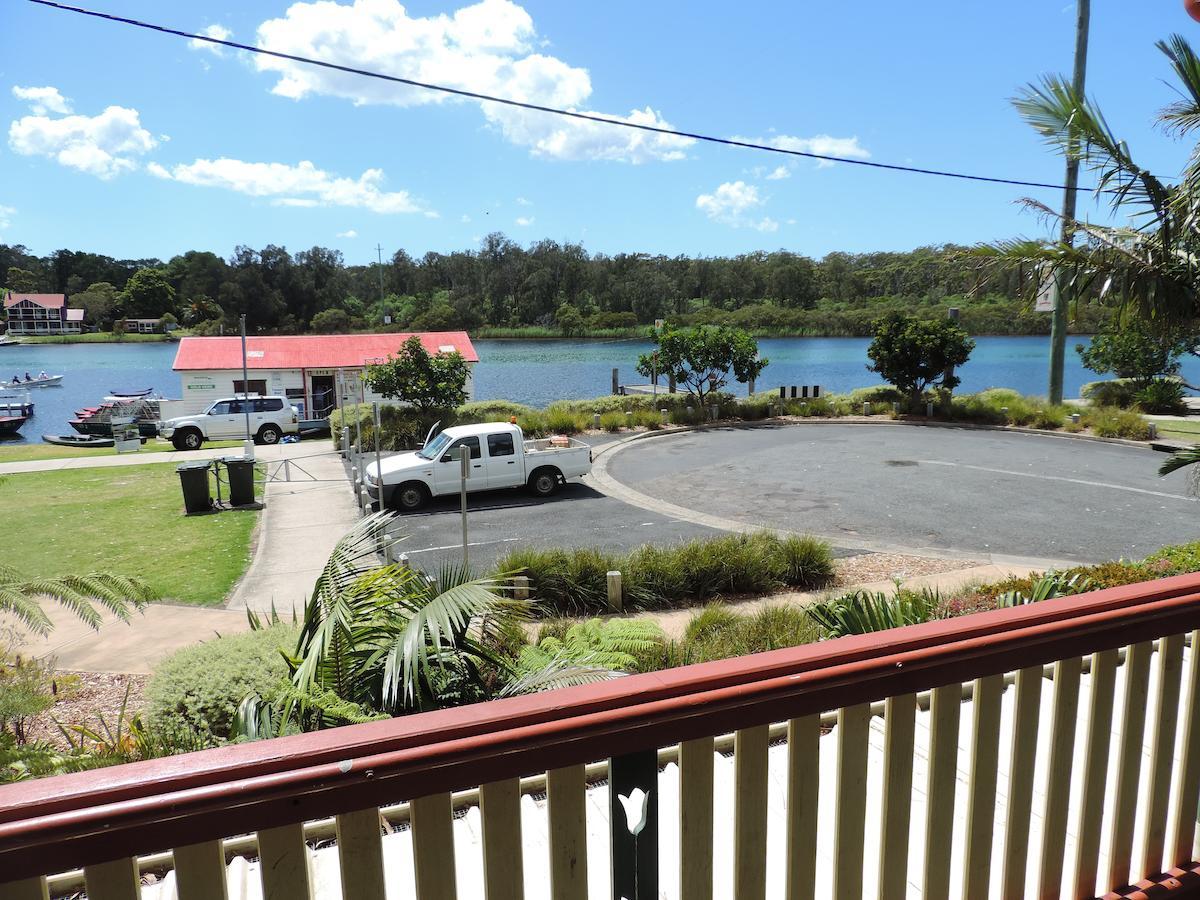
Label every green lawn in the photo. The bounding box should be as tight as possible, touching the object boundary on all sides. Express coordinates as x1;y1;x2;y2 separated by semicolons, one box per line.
0;464;258;606
15;332;180;344
1156;420;1200;442
0;439;244;464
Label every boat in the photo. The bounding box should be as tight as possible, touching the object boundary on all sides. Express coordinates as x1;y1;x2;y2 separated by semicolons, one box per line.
70;396;162;438
42;433;147;448
0;374;62;389
108;388;155;398
0;337;20;348
0;415;28;436
0;391;34;417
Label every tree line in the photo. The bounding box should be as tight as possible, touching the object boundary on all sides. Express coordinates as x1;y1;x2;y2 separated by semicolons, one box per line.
0;234;1101;336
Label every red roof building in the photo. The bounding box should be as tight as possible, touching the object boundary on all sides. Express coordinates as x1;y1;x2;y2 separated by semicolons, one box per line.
3;292;84;336
171;332;479;418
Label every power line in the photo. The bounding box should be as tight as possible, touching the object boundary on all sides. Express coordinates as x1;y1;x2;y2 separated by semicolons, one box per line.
29;0;1115;194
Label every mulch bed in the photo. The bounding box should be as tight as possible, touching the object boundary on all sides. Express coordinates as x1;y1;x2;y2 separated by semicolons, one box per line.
24;671;148;750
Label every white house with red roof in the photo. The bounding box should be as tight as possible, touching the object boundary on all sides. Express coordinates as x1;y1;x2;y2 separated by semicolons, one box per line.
171;332;479;418
3;292;86;336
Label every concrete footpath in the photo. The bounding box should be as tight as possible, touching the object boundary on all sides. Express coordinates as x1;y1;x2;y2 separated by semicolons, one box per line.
0;441;304;476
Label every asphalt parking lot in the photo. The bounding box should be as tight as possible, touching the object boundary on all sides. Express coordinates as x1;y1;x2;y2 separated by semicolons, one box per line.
605;423;1200;565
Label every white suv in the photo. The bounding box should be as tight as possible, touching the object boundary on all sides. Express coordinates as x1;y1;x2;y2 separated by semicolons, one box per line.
160;396;299;450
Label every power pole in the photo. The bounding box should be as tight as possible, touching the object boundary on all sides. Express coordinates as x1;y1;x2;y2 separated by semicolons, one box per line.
1047;0;1090;405
376;244;385;302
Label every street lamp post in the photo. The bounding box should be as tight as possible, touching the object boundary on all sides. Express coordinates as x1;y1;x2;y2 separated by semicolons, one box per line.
1047;0;1091;405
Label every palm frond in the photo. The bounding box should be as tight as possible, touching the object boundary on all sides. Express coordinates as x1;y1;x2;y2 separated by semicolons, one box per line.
1160;446;1200;476
497;653;621;697
1158;35;1200;138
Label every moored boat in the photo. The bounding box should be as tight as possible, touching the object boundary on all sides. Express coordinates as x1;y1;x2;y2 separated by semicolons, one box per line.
108;388;154;398
0;415;28;436
42;433;147;448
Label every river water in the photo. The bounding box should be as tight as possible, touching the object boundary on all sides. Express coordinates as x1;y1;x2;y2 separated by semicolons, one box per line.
1;335;1192;440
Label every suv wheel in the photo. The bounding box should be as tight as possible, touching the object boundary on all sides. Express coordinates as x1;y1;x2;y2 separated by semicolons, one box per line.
174;429;203;451
258;424;281;445
393;482;428;511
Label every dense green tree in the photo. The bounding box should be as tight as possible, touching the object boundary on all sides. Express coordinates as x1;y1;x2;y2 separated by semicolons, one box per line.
637;325;768;405
4;267;43;293
365;336;471;412
866;313;975;408
310;308;351;334
555;302;585;336
1077;317;1197;384
118;268;176;319
72;281;119;329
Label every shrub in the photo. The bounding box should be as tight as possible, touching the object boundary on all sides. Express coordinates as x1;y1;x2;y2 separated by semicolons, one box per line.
1135;379;1188;415
1081;379;1139;409
501;533;833;616
1145;541;1200;575
518;618;666;675
1081;406;1151;440
145;624;298;745
457;400;537;421
665;603;819;667
599;411;625;433
807;587;940;638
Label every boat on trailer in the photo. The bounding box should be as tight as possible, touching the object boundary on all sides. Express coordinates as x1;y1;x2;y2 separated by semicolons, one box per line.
71;396;162;438
108;388;154;398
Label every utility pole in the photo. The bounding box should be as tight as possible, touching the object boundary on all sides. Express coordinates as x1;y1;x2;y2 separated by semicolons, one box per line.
1047;0;1090;405
240;314;253;458
376;244;386;302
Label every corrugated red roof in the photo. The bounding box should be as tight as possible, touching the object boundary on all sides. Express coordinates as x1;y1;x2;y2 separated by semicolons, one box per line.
172;332;479;371
4;293;66;309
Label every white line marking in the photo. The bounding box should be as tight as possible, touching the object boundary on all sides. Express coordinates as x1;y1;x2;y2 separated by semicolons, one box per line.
404;538;522;555
919;459;1195;503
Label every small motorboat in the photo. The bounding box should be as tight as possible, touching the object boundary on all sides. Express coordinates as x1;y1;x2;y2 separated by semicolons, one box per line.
108;388;154;398
42;433;147;448
0;415;28;436
0;374;62;389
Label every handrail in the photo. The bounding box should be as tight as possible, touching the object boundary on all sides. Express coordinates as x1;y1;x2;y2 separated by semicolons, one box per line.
4;572;1200;881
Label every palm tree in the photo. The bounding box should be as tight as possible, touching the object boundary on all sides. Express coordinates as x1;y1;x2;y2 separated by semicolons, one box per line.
974;35;1200;329
0;566;155;636
237;513;614;738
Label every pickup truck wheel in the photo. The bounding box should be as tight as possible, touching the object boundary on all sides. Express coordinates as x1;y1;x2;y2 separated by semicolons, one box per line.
392;482;429;512
174;429;203;451
257;425;281;445
528;467;561;498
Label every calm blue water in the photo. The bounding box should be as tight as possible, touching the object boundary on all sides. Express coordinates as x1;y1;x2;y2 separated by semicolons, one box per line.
3;335;1194;441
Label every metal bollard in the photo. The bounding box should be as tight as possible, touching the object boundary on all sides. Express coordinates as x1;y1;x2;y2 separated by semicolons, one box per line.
351;465;359;485
1000;406;1009;418
709;404;718;421
514;575;531;600
359;489;371;514
1070;413;1081;424
892;402;900;414
606;570;623;612
593;413;602;430
626;410;633;428
926;401;934;417
341;427;350;458
660;408;669;426
863;402;871;416
1148;422;1159;440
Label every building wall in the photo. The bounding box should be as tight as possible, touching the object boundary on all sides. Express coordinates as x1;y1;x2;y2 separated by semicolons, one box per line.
6;302;81;335
177;365;474;417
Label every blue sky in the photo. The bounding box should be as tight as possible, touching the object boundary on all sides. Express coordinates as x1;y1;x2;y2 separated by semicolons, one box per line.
1;0;1197;265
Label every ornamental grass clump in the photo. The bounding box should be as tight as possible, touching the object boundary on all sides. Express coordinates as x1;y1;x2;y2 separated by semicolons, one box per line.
664;604;819;667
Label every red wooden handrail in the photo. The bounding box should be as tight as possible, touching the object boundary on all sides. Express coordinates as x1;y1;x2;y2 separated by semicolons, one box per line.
3;571;1200;880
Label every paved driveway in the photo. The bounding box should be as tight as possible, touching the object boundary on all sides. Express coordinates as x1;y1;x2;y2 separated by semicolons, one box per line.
605;424;1200;564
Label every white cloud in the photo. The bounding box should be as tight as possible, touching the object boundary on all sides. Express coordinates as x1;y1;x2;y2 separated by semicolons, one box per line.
337;228;358;238
253;0;692;162
189;24;233;56
515;215;534;226
8;99;158;179
766;165;790;180
0;204;14;237
461;213;472;223
743;134;871;169
515;196;532;206
153;157;433;215
695;180;777;232
12;86;72;115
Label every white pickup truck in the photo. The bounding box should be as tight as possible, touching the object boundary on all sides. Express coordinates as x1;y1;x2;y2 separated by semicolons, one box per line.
363;422;592;511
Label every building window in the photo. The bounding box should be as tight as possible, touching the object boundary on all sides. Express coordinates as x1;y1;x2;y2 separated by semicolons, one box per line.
233;379;268;396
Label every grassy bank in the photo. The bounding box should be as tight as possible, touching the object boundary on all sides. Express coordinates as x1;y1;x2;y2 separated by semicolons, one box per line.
0;463;258;605
14;332;179;344
0;439;244;464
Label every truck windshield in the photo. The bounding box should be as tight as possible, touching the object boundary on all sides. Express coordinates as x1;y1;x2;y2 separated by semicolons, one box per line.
416;432;452;460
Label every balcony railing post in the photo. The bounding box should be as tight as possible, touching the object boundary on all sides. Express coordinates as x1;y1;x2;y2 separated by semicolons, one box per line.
679;737;715;900
1037;656;1082;899
609;749;659;900
1071;649;1118;899
1170;630;1200;868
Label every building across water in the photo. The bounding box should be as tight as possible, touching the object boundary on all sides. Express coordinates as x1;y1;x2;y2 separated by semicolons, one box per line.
171;332;479;418
3;292;86;336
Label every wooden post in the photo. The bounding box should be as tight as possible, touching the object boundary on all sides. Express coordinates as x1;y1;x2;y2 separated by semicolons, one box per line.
514;575;531;600
611;367;619;395
660;408;669;426
607;570;623;612
593;413;601;430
